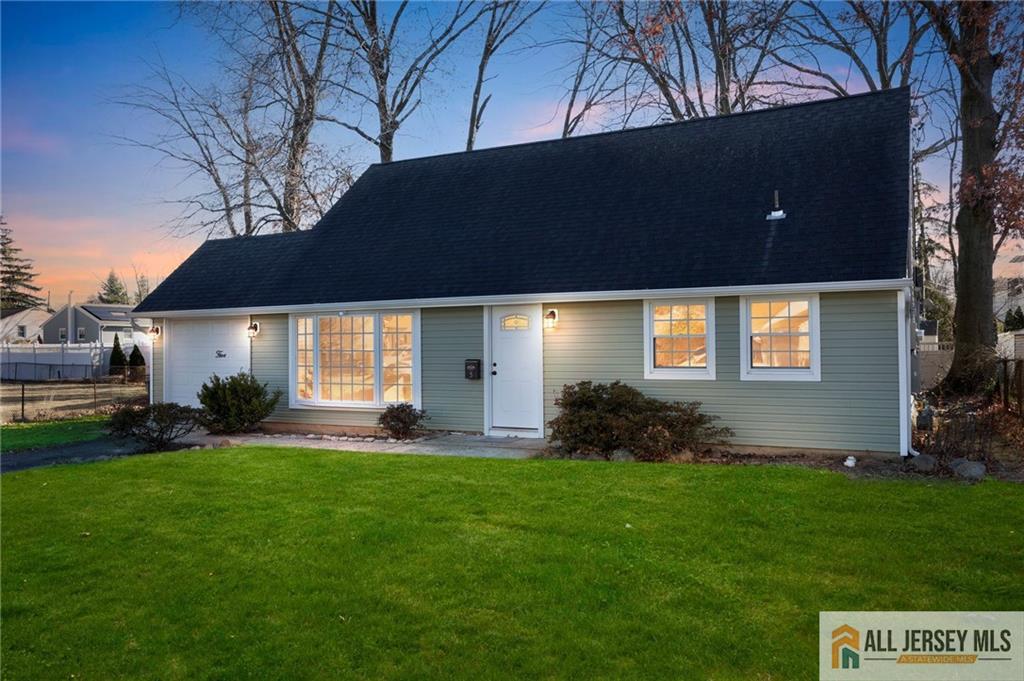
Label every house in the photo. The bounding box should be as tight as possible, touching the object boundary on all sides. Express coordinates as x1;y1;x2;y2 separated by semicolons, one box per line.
41;303;147;346
0;307;50;344
135;88;914;457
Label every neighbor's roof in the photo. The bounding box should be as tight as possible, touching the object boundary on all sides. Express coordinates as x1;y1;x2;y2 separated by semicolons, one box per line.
80;304;135;322
135;88;910;314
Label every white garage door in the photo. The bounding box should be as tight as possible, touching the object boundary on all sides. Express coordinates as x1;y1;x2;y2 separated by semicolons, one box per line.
165;317;251;407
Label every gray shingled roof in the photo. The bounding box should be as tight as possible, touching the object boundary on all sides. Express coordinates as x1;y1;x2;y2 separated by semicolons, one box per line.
135;88;910;314
81;304;134;322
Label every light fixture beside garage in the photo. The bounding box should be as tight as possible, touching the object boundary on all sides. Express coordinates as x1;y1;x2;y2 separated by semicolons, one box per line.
147;325;161;339
544;309;559;329
247;321;261;338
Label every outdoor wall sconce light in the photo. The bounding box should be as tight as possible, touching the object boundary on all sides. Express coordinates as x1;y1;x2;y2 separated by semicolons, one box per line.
544;309;559;329
147;325;161;339
247;321;261;338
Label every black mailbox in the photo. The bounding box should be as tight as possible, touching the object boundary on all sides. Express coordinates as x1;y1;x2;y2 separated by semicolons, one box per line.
464;359;482;380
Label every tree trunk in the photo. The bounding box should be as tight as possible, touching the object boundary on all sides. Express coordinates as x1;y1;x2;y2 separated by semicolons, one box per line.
941;1;1000;393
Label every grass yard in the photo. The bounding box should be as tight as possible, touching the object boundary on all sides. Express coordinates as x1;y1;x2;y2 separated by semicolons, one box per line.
2;448;1022;680
1;415;109;453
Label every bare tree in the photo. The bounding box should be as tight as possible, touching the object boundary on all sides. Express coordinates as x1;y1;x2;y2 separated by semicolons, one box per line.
321;1;488;163
119;2;355;237
557;0;793;133
466;0;547;151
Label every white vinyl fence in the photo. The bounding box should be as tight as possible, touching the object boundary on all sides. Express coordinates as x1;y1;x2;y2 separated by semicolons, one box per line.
0;342;149;381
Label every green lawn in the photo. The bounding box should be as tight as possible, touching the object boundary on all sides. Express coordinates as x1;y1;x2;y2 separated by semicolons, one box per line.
2;448;1022;680
1;415;109;453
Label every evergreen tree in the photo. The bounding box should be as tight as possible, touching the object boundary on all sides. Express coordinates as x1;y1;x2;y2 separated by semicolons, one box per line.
1014;306;1024;332
128;344;146;367
1004;309;1018;332
96;270;130;305
0;219;45;312
108;333;128;376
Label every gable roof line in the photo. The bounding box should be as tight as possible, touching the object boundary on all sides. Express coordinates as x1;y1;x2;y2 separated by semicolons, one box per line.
372;86;912;170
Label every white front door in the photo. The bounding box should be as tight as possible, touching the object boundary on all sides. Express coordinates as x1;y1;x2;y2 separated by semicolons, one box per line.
165;317;251;407
489;304;543;434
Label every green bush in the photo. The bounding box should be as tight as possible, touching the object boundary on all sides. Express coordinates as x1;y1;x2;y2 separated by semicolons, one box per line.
110;402;202;452
548;381;730;461
377;403;428;439
108;334;128;376
198;372;282;434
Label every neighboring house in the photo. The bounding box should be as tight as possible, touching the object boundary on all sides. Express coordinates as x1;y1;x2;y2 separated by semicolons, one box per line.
0;308;49;343
41;304;147;346
135;88;915;456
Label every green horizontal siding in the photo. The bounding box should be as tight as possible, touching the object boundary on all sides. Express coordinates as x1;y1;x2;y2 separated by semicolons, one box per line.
420;306;484;432
542;292;900;453
251;308;485;432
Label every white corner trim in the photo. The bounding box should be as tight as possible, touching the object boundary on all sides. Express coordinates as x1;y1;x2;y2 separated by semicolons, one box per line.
739;293;821;382
897;289;911;457
642;298;717;380
482;306;492;436
141;278;913;318
287;309;422;411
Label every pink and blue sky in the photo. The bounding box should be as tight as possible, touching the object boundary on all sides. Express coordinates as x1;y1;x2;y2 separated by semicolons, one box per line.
2;2;572;305
3;2;1017;307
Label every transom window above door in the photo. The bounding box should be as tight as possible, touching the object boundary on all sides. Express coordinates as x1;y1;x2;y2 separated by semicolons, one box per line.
292;311;419;408
643;299;716;380
500;314;530;331
739;294;821;381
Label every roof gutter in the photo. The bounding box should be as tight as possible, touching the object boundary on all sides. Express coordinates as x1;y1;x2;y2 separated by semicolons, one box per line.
133;277;912;319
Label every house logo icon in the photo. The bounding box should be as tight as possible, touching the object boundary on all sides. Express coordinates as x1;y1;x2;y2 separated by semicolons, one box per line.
831;624;860;670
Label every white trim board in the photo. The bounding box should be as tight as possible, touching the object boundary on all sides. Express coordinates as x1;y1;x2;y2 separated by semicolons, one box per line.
138;278;912;318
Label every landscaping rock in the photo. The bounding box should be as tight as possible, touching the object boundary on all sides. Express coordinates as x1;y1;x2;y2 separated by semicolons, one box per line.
950;457;969;472
954;461;986;482
218;439;233;448
387;438;398;443
306;434;319;439
363;437;374;442
909;453;937;473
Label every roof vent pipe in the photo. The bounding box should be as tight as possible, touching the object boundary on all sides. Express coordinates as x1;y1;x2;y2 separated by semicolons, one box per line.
766;189;786;221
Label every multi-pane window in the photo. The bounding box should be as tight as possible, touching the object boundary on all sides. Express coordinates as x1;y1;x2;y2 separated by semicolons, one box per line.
294;312;416;406
381;314;413;403
319;315;375;403
644;299;716;380
652;303;708;368
296;317;314;400
748;299;810;368
740;295;820;382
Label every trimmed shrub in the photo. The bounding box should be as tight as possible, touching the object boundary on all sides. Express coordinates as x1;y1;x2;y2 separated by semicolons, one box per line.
198;372;282;434
378;403;428;439
108;334;128;376
548;380;730;461
110;402;202;451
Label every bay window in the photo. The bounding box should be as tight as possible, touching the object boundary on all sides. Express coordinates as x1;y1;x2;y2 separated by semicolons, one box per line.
739;294;820;381
643;298;716;380
291;311;419;407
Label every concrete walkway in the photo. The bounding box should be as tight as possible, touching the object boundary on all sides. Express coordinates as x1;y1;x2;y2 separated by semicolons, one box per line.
182;431;547;460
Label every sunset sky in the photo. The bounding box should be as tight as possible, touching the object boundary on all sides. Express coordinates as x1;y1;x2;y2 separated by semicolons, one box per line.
2;2;1018;308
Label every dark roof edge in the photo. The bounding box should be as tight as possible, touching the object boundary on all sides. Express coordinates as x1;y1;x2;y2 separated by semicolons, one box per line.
373;87;911;170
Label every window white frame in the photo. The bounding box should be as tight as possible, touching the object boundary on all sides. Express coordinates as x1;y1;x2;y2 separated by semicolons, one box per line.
58;327;67;342
76;327;86;342
739;293;821;382
643;298;716;380
288;310;421;410
16;325;26;338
